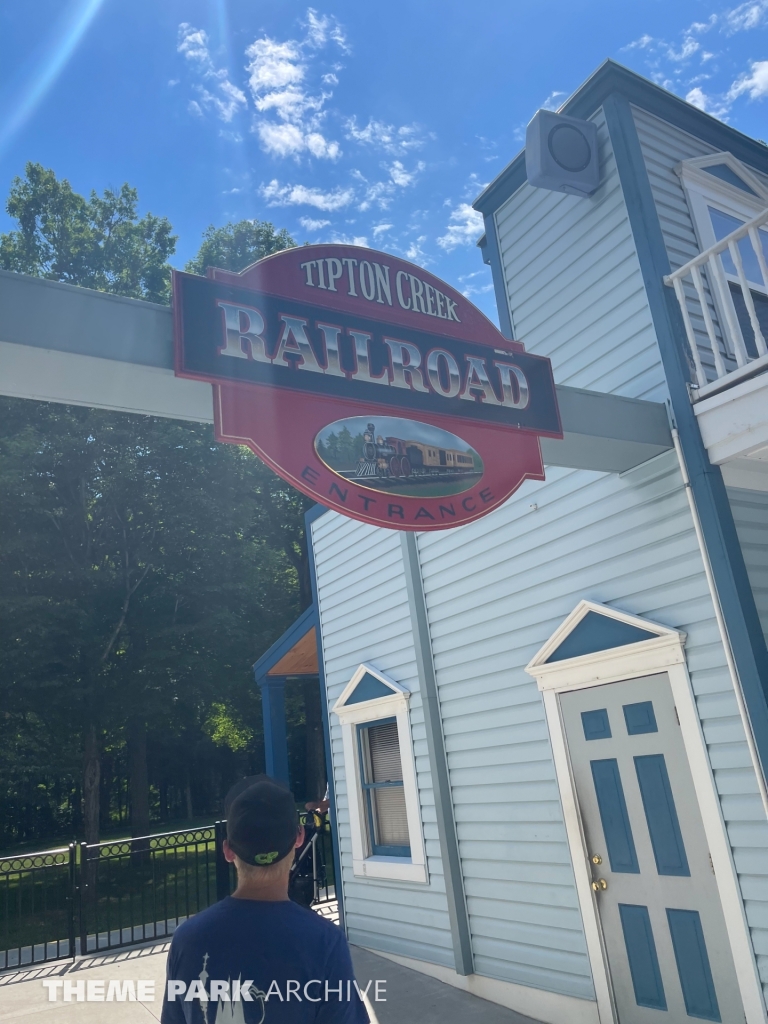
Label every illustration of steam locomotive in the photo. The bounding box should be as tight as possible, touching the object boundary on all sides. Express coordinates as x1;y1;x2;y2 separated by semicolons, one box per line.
354;423;478;480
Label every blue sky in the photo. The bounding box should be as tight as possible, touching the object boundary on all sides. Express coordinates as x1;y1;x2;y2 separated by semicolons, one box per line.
0;0;766;323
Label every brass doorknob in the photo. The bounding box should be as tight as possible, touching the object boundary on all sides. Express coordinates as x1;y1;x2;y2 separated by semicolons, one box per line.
591;854;602;865
591;879;607;891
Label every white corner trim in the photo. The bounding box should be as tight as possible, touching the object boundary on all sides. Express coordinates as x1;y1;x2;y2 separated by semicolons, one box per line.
363;947;600;1024
333;666;428;885
529;600;766;1024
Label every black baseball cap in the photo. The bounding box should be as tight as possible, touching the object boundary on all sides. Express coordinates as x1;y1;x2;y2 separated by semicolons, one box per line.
224;775;299;866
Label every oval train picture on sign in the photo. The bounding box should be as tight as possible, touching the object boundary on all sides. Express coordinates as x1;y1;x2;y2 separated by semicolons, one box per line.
172;243;562;531
315;416;483;499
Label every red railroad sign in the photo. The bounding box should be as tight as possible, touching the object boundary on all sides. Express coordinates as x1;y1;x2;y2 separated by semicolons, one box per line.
173;244;562;531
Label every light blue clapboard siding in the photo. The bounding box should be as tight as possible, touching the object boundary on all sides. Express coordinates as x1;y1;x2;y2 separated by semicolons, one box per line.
310;512;454;966
632;106;768;383
495;107;667;402
728;487;768;648
416;451;768;996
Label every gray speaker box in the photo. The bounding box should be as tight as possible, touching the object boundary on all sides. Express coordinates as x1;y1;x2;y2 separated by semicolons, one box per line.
525;110;600;197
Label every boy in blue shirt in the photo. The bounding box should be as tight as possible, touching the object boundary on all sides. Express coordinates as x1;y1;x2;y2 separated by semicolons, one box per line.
161;776;369;1024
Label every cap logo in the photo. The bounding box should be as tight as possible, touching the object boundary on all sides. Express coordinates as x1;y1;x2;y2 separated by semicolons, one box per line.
254;851;280;865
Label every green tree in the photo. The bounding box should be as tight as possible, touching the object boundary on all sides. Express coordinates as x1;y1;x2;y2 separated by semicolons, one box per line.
0;400;301;844
185;219;295;276
0;163;176;303
0;176;320;849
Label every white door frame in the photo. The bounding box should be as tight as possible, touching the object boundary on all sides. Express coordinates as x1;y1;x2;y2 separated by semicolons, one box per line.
525;599;766;1024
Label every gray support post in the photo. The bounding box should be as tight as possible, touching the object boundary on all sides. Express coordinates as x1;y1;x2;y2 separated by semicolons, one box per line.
305;505;346;934
400;532;474;977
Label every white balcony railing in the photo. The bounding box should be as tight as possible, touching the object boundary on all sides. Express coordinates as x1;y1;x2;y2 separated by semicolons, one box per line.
664;208;768;397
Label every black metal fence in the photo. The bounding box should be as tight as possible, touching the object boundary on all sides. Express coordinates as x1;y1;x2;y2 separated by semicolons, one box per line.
0;817;335;970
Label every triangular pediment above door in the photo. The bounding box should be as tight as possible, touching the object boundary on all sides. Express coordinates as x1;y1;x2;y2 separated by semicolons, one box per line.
526;600;684;672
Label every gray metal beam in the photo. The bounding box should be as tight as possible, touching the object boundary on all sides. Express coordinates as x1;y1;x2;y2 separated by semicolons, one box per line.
543;384;672;473
0;269;672;470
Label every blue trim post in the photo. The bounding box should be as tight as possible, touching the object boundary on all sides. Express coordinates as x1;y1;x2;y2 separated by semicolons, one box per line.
304;503;345;934
258;676;290;787
602;92;768;780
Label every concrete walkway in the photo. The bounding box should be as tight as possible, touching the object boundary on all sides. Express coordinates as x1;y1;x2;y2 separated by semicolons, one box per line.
0;939;543;1023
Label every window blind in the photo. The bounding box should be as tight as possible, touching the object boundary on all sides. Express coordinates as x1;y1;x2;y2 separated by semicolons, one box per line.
364;721;410;849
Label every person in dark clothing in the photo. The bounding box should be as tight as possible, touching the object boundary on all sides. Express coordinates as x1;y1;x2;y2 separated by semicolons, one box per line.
161;776;369;1024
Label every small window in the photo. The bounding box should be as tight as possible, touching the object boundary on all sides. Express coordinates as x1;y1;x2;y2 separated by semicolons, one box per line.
358;719;411;856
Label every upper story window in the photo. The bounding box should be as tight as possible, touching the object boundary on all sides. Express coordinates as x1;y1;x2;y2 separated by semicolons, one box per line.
678;153;768;297
675;152;768;372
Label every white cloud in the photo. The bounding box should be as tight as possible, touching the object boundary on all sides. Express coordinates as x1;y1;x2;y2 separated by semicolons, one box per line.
352;160;424;211
245;16;346;161
724;0;768;32
405;236;428;262
303;10;348;51
177;24;247;124
462;281;494;298
246;38;305;94
437;203;485;251
300;216;331;231
256;122;306;157
303;9;349;52
667;37;700;62
389;160;424;187
344;117;429;154
623;34;655;50
542;90;566;110
259;179;355;211
619;7;768;121
330;232;368;246
685;86;731;118
178;24;212;67
372;223;393;237
728;59;768;100
197;80;247;123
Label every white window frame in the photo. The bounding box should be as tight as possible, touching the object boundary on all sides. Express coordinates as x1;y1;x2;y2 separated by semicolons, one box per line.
525;599;764;1024
332;663;428;884
677;152;768;295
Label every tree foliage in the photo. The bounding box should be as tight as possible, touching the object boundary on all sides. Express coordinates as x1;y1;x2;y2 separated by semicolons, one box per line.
0;172;321;850
185;219;295;276
0;401;308;844
0;163;176;303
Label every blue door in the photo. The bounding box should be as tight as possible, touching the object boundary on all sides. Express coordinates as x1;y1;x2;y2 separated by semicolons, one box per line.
560;674;743;1023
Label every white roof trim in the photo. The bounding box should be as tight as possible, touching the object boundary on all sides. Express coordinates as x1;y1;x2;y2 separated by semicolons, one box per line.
332;662;409;714
525;599;686;675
